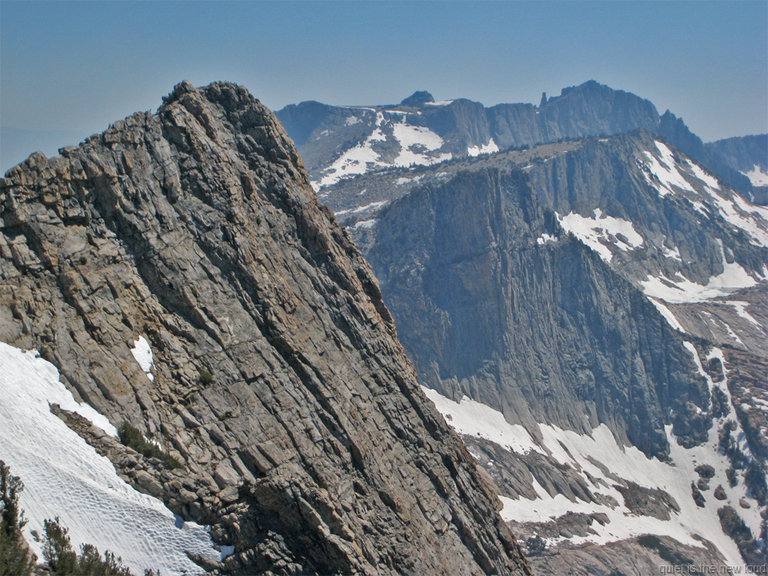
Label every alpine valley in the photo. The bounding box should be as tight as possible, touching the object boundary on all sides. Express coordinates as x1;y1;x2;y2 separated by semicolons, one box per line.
0;79;766;576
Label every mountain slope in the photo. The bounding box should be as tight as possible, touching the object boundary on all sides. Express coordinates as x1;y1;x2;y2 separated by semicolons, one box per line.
347;134;768;571
0;81;532;575
366;168;709;458
707;134;768;204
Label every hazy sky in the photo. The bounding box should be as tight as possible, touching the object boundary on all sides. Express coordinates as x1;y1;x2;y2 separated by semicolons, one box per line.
2;0;766;172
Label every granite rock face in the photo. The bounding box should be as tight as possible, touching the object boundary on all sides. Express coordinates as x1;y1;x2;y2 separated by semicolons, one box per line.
365;168;709;459
0;81;532;575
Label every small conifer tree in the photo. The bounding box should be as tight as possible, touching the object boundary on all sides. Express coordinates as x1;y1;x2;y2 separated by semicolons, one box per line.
0;460;36;576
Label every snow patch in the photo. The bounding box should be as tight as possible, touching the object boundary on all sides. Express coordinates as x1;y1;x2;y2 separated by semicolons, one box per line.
641;242;757;303
391;122;451;167
395;175;423;186
743;164;768;187
467;138;499;157
661;244;682;261
649;298;686;333
726;301;761;328
334;200;387;217
713;191;768;248
131;336;155;383
351;219;377;230
536;233;557;245
641;141;696;196
686;160;721;190
557;209;644;262
0;342;221;575
421;387;541;456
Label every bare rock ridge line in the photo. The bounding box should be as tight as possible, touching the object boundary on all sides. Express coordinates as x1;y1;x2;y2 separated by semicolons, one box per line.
0;81;532;575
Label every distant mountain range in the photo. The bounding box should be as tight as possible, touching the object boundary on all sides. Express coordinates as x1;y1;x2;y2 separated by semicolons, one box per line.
276;80;764;198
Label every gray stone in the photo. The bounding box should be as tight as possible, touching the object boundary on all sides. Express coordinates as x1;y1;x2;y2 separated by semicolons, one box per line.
0;81;531;576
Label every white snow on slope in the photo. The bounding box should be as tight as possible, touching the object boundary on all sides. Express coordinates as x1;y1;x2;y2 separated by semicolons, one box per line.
395;175;423;186
718;192;768;248
467;138;499;157
391;121;451;167
641;242;757;303
351;219;377;230
314;112;452;189
421;388;541;455
423;384;757;567
0;342;222;574
557;209;644;262
661;244;682;261
641;142;768;247
131;336;155;382
726;300;761;328
649;298;686;333
536;233;557;246
686;160;721;190
334;200;388;217
315;112;388;188
642;141;696;196
744;164;768;187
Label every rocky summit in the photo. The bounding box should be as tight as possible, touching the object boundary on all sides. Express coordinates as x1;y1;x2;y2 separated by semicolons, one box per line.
0;81;533;575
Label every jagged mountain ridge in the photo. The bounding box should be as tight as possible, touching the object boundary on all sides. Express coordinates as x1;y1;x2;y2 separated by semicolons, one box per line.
0;81;532;575
276;80;753;194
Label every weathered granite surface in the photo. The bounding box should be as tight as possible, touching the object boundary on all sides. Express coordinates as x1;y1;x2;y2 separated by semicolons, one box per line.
0;81;531;576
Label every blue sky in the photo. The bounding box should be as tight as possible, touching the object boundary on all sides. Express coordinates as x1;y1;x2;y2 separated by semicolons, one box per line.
1;0;766;172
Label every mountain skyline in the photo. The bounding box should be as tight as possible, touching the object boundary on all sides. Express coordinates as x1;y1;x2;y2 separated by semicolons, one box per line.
1;1;766;172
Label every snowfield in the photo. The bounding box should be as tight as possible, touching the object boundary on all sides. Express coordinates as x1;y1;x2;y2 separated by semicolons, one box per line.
744;164;768;187
313;111;452;189
423;367;762;568
0;342;223;574
641;242;757;303
467;138;499;157
131;336;155;382
557;208;644;262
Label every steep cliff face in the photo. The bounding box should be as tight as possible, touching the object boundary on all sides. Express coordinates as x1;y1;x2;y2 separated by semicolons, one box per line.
365;168;709;459
489;80;660;148
0;81;532;576
319;130;768;360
